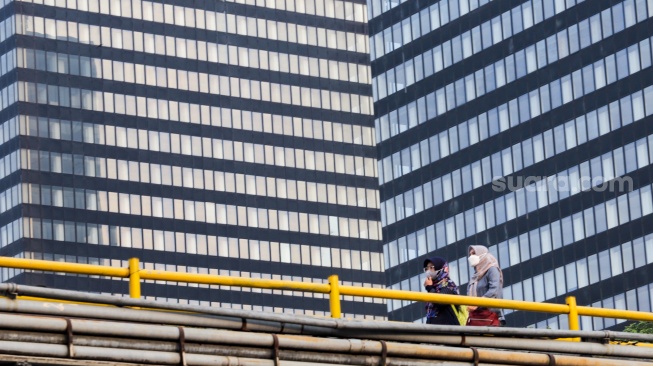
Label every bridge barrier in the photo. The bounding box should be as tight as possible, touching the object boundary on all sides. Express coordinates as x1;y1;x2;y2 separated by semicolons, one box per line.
2;256;653;332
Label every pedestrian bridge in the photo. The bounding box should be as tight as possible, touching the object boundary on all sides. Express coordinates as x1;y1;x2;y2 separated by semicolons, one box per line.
0;257;652;365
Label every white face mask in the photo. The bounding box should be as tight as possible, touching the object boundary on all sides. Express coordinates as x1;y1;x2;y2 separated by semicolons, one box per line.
425;269;441;279
468;254;483;267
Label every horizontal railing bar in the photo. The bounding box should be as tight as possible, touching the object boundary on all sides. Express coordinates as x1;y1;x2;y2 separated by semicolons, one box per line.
339;285;570;314
577;306;653;322
138;270;332;293
0;257;129;277
339;286;653;321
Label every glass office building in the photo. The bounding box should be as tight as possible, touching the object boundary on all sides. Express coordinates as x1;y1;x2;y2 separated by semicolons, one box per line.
0;0;386;319
370;0;653;328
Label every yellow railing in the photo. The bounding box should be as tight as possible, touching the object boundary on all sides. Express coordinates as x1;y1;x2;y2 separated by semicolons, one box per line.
2;256;653;332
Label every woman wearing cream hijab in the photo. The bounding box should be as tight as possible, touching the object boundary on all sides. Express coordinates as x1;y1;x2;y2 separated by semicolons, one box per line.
466;245;505;326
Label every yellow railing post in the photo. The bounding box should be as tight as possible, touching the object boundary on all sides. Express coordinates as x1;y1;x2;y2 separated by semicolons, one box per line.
566;296;580;341
328;274;341;318
128;258;141;299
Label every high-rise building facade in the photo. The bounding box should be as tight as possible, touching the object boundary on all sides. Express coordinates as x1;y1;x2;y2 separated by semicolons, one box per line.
370;0;653;328
0;0;386;319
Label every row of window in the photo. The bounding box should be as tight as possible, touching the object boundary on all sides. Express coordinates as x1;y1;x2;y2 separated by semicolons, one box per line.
380;39;651;202
23;1;369;54
371;0;583;62
0;54;376;149
17;14;372;85
19;115;371;182
16;92;378;179
497;197;647;273
23;145;379;209
379;0;491;61
226;0;367;23
380;42;652;186
18;19;372;115
381;89;652;227
388;187;653;313
15;215;385;272
382;89;651;222
18;252;387;319
377;44;651;163
20;182;383;240
384;134;653;272
504;237;650;304
17;50;370;118
376;4;651;149
534;283;653;330
367;0;492;27
375;0;647;106
25;0;368;24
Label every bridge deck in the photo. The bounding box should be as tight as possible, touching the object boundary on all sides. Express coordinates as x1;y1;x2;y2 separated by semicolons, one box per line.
1;286;653;366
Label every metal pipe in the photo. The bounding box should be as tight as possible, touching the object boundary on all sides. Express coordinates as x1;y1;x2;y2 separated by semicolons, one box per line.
3;286;653;344
337;332;653;360
0;297;304;335
0;317;649;365
467;336;653;360
0;340;70;358
1;330;649;366
332;319;653;342
368;341;653;366
0;354;146;366
2;310;653;365
0;339;473;366
0;331;484;366
74;345;250;365
0;340;289;366
0;330;65;344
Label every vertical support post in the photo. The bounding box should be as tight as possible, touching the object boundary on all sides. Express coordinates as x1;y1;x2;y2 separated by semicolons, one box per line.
566;296;580;341
328;274;341;319
129;257;141;299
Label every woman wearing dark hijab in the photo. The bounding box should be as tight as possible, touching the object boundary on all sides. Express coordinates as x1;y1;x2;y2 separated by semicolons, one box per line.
466;245;504;326
423;256;460;325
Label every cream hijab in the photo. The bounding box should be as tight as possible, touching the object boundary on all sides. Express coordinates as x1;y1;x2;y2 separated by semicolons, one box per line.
467;245;503;297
